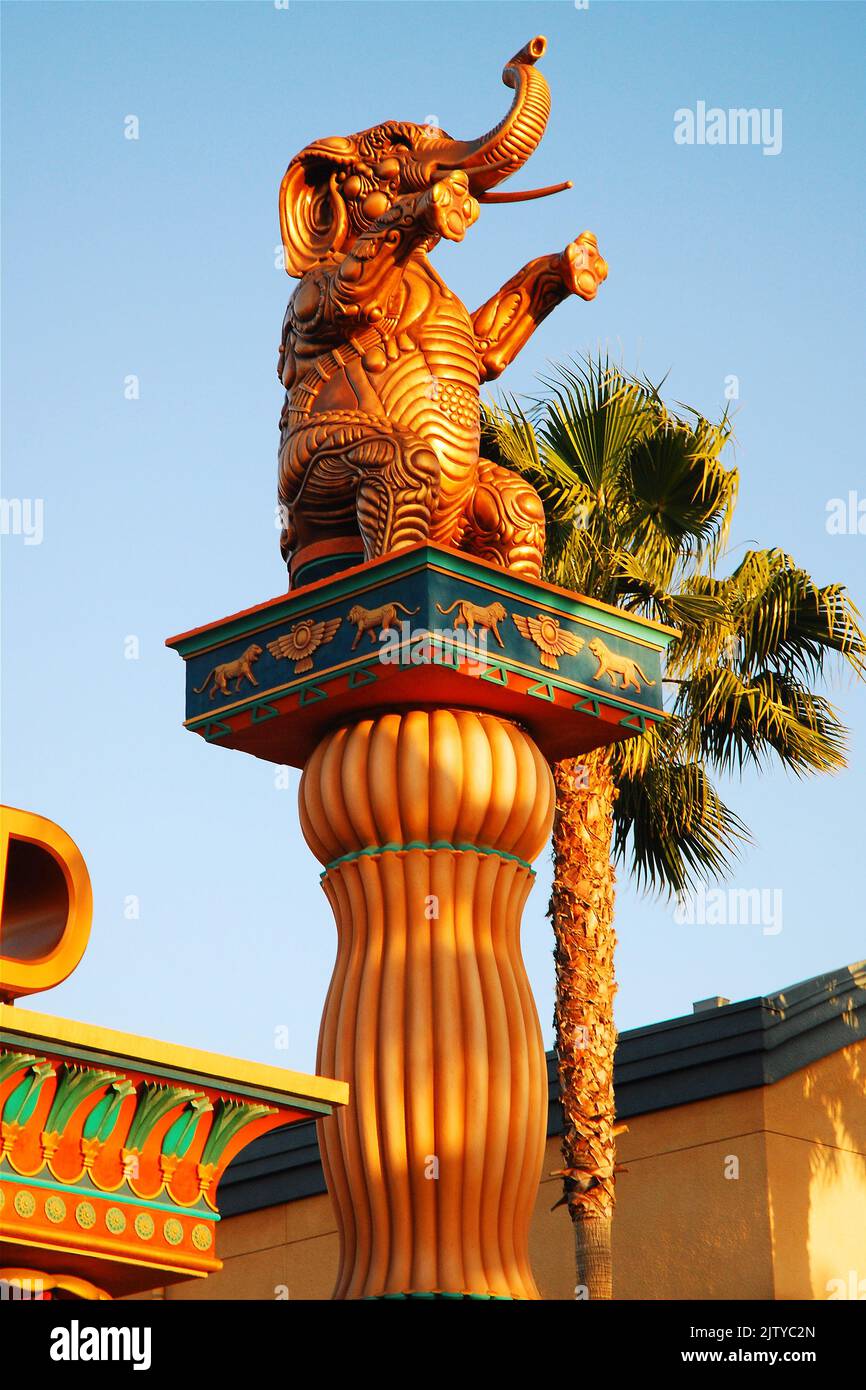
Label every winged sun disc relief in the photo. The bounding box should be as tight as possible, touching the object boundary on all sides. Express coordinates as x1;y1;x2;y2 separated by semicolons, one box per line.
512;613;584;670
267;617;343;674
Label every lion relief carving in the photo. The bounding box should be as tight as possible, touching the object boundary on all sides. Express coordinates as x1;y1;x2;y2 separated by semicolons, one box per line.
348;602;420;648
587;637;655;693
193;645;263;699
435;598;507;647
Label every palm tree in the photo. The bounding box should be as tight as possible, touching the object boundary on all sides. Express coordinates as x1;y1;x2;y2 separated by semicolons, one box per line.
483;360;865;1299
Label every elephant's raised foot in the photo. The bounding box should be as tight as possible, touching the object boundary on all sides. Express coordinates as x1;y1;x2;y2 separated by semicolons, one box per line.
458;458;545;579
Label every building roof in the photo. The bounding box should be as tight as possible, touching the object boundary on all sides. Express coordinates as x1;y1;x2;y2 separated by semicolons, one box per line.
219;960;866;1218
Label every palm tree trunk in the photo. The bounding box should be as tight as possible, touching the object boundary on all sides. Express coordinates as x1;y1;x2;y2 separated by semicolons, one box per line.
549;750;618;1300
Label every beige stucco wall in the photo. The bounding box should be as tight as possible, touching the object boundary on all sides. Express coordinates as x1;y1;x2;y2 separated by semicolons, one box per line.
611;1086;774;1299
764;1044;866;1301
132;1042;865;1301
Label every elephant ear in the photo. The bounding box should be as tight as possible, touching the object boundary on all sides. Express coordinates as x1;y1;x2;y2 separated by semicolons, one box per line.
279;158;350;278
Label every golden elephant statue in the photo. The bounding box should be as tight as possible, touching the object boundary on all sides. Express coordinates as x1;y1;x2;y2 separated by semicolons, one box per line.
276;35;607;584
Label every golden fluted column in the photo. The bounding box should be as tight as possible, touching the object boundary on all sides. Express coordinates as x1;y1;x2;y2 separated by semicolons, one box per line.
299;708;555;1300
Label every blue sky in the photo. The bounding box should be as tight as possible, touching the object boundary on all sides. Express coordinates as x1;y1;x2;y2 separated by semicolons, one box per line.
3;0;864;1073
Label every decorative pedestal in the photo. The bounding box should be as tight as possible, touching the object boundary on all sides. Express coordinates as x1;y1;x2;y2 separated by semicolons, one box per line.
300;709;553;1299
167;543;675;1299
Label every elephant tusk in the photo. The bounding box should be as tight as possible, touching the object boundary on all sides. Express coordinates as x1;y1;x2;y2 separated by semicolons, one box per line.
428;154;516;177
477;180;573;204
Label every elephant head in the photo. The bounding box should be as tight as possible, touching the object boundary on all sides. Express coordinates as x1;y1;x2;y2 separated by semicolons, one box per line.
279;36;556;276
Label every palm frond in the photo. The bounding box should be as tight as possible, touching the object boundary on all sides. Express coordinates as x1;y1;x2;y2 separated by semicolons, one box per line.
487;357;861;894
679;669;849;775
624;415;738;583
724;549;866;682
611;755;750;896
532;357;656;498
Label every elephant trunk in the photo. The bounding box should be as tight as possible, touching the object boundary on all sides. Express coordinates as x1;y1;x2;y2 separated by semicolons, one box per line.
424;36;552;194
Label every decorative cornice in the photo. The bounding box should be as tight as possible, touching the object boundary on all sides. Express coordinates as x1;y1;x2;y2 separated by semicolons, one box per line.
0;1007;347;1293
0;1005;347;1110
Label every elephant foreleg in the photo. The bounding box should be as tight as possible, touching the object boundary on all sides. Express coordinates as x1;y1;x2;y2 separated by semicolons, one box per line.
460;459;545;580
472;255;568;382
471;233;608;382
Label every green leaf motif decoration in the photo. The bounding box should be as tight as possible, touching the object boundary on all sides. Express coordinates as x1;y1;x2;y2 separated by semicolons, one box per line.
43;1064;120;1136
162;1096;213;1160
82;1080;136;1143
123;1083;203;1153
0;1051;38;1089
199;1099;276;1169
3;1062;54;1126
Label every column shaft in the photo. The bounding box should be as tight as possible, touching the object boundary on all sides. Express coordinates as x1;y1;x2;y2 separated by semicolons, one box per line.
299;709;554;1299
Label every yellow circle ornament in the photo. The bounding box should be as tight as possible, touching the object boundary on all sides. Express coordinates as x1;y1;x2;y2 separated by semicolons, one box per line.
14;1190;36;1218
134;1212;155;1241
0;1187;5;1212
45;1195;67;1223
105;1207;127;1234
75;1201;96;1229
163;1218;183;1246
191;1223;213;1251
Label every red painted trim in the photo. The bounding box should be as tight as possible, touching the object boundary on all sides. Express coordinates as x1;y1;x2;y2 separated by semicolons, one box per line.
290;536;365;582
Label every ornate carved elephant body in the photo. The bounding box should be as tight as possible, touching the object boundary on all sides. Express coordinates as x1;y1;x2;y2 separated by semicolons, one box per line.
279;260;483;553
277;36;608;582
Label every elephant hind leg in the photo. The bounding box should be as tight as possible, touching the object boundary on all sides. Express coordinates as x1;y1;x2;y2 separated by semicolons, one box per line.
460;458;545;579
354;432;440;559
282;413;440;563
